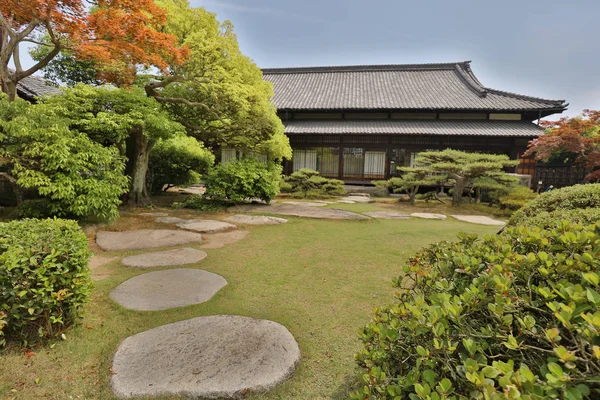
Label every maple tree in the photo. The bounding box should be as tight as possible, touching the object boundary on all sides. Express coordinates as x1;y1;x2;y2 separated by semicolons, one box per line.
525;109;600;181
0;0;186;100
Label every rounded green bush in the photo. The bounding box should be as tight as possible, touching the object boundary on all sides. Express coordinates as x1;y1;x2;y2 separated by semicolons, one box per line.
354;222;600;399
284;169;345;198
509;184;600;227
0;218;92;346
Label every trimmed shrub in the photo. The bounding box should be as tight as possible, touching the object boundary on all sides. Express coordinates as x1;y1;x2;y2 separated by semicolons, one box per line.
203;158;282;203
512;208;600;230
354;222;600;399
172;195;227;212
498;185;537;210
149;136;214;193
284;169;345;198
0;218;92;346
509;183;600;227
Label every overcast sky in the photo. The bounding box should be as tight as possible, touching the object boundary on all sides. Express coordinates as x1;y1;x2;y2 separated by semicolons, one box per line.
193;0;600;119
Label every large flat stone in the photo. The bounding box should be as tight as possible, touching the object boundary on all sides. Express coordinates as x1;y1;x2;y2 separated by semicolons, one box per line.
451;215;507;226
177;219;237;234
96;230;203;252
121;248;207;268
137;212;169;217
281;201;328;207
339;196;374;204
110;315;301;399
109;269;226;311
410;212;447;220
155;217;189;224
363;211;411;220
223;215;288;225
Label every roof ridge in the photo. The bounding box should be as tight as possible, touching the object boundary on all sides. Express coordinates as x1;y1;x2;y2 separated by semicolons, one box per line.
262;61;471;74
485;87;566;106
453;64;487;98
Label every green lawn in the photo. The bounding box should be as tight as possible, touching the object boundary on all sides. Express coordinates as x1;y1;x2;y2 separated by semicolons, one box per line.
0;201;499;399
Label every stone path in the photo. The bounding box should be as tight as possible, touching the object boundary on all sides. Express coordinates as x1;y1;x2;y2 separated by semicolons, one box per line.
339;196;374;204
281;201;328;207
410;212;447;220
451;215;507;226
96;230;203;251
235;204;369;220
223;214;288;225
110;315;301;399
121;248;207;268
177;219;237;234
109;269;227;311
363;211;411;220
200;230;250;249
155;216;189;224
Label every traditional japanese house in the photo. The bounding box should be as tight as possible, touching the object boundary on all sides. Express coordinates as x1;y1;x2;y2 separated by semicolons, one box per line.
260;61;567;183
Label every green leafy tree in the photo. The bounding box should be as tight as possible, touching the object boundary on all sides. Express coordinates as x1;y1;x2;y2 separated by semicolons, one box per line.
381;167;447;205
0;95;128;219
149;135;214;193
415;149;519;206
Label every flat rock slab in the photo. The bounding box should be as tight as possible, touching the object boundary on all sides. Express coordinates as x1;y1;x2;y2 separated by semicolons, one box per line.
121;248;208;268
137;212;169;217
110;315;301;399
96;230;203;252
410;212;447;220
237;204;369;220
223;215;288;225
363;211;411;220
177;219;237;234
109;269;226;311
339;196;374;203
451;215;506;226
201;230;250;249
337;200;355;204
155;217;189;224
281;201;328;207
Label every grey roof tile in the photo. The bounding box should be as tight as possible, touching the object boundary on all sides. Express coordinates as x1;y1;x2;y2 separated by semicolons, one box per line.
16;74;62;100
283;119;543;137
262;62;566;111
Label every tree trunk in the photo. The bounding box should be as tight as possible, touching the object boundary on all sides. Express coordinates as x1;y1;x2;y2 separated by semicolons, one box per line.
124;128;154;207
452;178;468;207
4;78;17;102
475;188;482;204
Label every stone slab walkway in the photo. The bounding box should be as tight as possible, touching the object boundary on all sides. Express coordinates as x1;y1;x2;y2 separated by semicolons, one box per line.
96;230;203;252
121;248;207;268
339;196;374;204
109;269;226;311
235;204;369;220
223;215;288;225
177;219;237;234
410;212;447;220
363;211;411;220
451;215;507;226
110;315;301;399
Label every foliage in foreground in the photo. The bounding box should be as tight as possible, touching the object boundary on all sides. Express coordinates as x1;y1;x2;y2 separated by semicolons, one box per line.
509;183;600;227
355;222;600;399
282;169;346;198
203;158;282;203
0;96;129;220
149;135;214;193
0;219;92;347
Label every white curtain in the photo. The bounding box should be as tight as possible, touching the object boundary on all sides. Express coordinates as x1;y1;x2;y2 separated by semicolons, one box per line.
221;148;237;164
293;149;317;171
364;151;386;177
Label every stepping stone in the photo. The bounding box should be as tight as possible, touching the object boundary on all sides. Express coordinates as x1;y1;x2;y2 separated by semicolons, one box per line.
177;219;237;234
451;215;506;226
363;211;411;220
410;212;447;220
155;216;189;224
137;212;169;217
282;201;328;207
109;269;226;311
110;315;301;399
121;248;207;268
223;215;288;225
339;196;374;204
96;230;203;252
201;230;250;249
337;200;355;204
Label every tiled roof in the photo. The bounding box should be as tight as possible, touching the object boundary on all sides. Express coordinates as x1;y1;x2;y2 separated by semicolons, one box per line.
263;62;567;112
16;74;62;100
283;119;543;137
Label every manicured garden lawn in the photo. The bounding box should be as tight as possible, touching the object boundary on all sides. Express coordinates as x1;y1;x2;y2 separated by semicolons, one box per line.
0;201;499;399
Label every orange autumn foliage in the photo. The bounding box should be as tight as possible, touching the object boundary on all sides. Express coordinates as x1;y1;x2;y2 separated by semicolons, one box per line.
525;110;600;181
0;0;188;86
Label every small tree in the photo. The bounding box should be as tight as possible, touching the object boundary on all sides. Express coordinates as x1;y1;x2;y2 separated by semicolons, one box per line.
415;149;519;206
375;167;446;205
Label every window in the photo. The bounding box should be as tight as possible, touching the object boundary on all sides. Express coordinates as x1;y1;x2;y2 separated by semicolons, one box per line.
292;149;317;171
343;148;364;178
221;148;237;164
364;151;386;179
